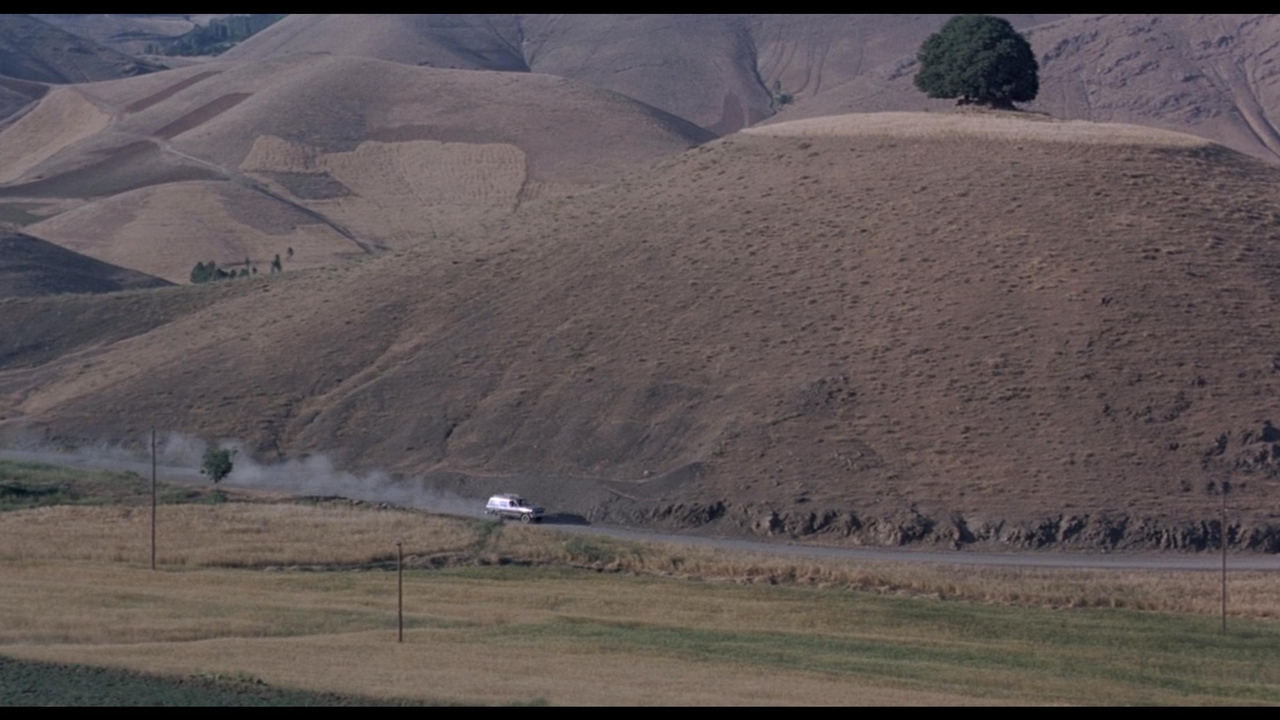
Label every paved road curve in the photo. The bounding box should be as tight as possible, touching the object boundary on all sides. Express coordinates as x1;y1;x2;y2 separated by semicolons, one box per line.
4;449;1278;571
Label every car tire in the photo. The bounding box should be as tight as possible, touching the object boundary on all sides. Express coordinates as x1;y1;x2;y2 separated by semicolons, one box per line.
520;513;532;524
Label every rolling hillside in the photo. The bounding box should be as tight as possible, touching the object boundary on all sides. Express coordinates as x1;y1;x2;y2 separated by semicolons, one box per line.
768;15;1280;163
223;14;1062;135
0;229;171;298
0;14;162;83
220;14;528;71
30;14;212;57
215;14;1280;161
3;111;1279;551
0;54;713;281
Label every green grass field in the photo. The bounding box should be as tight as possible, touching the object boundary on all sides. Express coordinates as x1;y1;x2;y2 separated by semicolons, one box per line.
461;566;1280;704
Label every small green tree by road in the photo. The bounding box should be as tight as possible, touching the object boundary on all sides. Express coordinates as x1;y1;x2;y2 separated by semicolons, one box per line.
201;445;235;484
913;15;1039;109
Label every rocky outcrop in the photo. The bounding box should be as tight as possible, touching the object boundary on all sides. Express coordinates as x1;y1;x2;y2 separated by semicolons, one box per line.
594;500;1280;553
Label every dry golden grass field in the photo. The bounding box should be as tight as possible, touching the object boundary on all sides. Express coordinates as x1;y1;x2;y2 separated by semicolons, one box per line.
2;460;1279;705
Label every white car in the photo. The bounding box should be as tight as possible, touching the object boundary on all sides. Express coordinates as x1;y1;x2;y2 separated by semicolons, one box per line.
485;494;545;523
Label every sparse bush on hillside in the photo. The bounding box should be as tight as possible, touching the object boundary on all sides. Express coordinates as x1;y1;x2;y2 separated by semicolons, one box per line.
201;445;235;484
771;80;794;107
913;15;1039;109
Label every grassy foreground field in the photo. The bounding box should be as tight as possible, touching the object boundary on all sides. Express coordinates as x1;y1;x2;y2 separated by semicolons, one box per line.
1;461;1279;705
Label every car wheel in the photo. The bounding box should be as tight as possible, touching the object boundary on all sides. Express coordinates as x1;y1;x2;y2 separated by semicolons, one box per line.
520;513;532;524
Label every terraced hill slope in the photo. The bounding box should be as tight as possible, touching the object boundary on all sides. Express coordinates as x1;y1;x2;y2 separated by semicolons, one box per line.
3;111;1278;551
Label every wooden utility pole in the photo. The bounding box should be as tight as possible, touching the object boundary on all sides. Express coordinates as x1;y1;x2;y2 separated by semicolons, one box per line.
397;541;404;643
1221;480;1228;635
151;427;157;571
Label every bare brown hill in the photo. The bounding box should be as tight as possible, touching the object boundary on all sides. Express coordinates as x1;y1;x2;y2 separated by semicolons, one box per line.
773;14;1280;163
0;228;170;298
0;75;45;124
3;112;1280;552
220;14;528;71
0;14;162;84
30;14;220;57
222;14;1060;134
219;14;1280;162
0;55;713;281
520;14;1064;135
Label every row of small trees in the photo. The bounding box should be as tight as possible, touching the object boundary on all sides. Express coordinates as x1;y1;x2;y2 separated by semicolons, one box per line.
190;249;292;284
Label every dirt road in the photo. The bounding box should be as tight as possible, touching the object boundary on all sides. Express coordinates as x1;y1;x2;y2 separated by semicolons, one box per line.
4;448;1278;571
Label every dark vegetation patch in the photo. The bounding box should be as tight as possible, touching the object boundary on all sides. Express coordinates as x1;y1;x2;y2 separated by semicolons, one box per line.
125;70;222;114
159;15;287;57
259;172;354;200
0;655;438;706
0;460;226;512
154;93;252;140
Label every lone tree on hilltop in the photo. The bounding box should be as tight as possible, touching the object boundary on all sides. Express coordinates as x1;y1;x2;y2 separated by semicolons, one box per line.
913;15;1039;109
201;444;235;484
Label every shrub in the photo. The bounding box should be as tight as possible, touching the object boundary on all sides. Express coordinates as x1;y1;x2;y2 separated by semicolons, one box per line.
200;445;235;484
